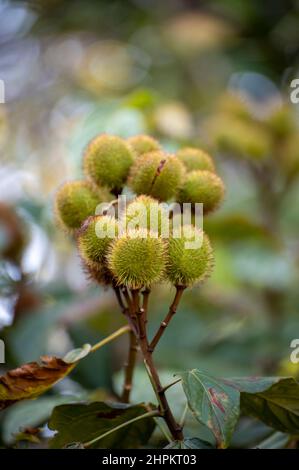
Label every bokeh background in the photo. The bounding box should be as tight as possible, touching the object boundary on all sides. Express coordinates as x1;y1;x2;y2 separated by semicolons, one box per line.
0;0;299;447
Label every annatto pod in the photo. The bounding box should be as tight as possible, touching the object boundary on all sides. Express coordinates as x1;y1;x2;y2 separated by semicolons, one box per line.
84;134;134;190
124;195;169;235
280;133;299;177
166;225;214;287
77;215;118;284
266;104;295;138
107;229;166;289
128;134;161;157
178;170;225;214
207;114;272;161
77;215;118;269
55;180;112;232
128;151;185;201
176;147;215;173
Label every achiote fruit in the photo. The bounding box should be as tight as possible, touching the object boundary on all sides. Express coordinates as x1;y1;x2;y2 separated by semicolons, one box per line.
55;180;111;232
176;147;215;172
166;225;214;286
128;134;161;157
178;170;224;214
84;134;134;190
108;229;166;288
128;151;185;201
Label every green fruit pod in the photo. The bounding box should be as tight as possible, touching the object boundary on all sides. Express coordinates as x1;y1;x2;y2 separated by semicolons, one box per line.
77;215;118;285
166;225;214;287
128;151;185;201
176;147;215;172
128;134;161;157
208;115;272;161
84;134;134;190
178;170;225;214
107;229;166;289
55;180;112;232
124;195;169;235
77;215;118;269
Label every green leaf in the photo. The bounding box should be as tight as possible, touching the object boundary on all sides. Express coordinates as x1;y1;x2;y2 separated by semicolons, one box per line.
178;370;299;448
2;395;83;444
63;344;92;364
239;378;299;435
178;370;240;448
254;431;290;449
49;402;156;449
230;418;273;448
165;438;214;449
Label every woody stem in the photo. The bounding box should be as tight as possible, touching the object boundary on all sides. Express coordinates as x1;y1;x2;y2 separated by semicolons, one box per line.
149;286;186;352
121;329;138;403
130;288;184;441
113;285;138;402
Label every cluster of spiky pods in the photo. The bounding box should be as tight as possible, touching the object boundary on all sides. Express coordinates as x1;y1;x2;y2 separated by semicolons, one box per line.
55;133;225;441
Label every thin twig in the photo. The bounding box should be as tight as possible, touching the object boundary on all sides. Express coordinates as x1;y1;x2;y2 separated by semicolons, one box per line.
113;285;138;335
113;285;139;402
142;288;151;324
113;285;126;312
137;308;147;340
121;330;138;403
149;286;185;352
90;325;130;353
131;289;141;337
162;378;181;393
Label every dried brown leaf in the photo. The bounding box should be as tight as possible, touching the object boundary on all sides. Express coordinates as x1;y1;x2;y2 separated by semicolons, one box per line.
0;356;74;410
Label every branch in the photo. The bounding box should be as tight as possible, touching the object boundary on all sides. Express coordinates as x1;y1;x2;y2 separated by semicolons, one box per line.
142;287;151;325
130;288;184;441
113;285;138;335
149;286;185;352
113;286;139;402
121;330;138;403
139;339;184;441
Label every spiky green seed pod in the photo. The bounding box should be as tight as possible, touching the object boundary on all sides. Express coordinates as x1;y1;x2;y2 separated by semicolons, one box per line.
125;195;169;235
176;147;215;172
128;151;185;201
128;135;161;157
166;225;214;287
208;115;272;161
107;229;166;289
266;105;295;138
77;215;118;269
77;215;118;285
178;170;225;214
84;134;134;189
280;133;299;176
217;92;252;121
55;180;112;232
